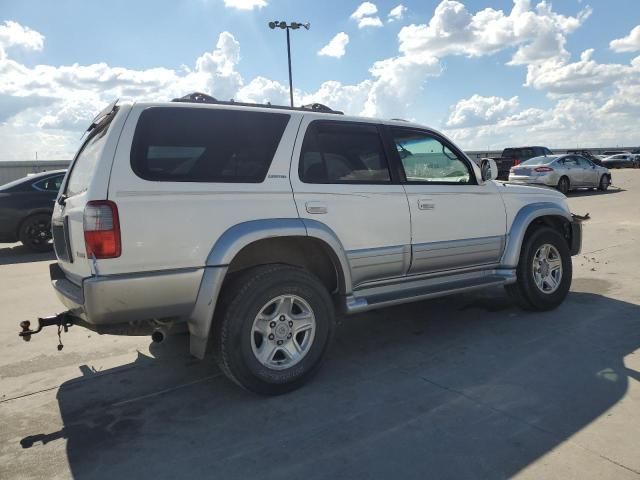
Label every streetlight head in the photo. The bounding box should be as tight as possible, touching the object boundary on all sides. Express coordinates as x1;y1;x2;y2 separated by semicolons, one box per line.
278;21;287;29
268;21;276;29
303;22;310;30
290;22;300;29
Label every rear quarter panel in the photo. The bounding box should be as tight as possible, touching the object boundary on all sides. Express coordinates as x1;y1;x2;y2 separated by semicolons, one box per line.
103;104;302;275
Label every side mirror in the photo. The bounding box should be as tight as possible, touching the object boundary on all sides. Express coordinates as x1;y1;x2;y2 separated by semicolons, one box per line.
480;158;498;182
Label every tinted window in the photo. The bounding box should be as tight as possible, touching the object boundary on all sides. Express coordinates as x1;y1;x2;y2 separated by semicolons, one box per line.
521;155;557;166
131;107;289;183
33;174;64;192
575;156;591;167
563;156;578;166
392;128;472;184
66;124;110;197
299;121;391;183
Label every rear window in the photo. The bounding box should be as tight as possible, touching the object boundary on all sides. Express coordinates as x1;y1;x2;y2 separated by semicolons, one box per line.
131;107;290;183
66;123;111;197
521;155;558;166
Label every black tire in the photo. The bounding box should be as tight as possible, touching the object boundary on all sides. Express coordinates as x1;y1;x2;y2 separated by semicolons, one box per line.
18;213;53;252
213;264;335;395
598;174;609;191
557;176;570;195
505;227;572;311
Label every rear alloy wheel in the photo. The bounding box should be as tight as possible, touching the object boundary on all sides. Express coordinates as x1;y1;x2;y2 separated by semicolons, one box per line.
214;264;335;395
557;176;570;195
506;227;572;311
598;174;610;191
18;213;53;252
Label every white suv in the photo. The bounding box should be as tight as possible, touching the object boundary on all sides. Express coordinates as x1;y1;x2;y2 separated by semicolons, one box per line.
30;93;583;394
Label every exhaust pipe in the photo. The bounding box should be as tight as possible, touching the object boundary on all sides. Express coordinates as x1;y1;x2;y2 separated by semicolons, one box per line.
151;327;167;344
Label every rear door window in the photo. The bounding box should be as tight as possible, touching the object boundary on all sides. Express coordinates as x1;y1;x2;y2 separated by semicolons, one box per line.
33;174;65;192
131;107;290;183
299;121;391;183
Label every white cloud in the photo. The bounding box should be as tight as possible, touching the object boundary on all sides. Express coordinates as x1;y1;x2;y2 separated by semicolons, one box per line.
388;5;407;22
610;25;640;53
318;32;349;58
0;20;44;60
446;94;519;128
350;2;383;29
524;49;640;94
398;0;591;64
223;0;267;10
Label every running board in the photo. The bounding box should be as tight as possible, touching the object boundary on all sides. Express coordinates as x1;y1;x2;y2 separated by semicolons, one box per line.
345;270;516;314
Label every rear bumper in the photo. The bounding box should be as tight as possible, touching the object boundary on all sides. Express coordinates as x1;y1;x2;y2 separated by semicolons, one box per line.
50;263;204;326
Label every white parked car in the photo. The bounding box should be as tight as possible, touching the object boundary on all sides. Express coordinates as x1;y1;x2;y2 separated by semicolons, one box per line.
20;94;584;394
508;154;611;193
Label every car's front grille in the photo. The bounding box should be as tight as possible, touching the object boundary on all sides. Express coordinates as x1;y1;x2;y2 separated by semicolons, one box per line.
52;217;73;263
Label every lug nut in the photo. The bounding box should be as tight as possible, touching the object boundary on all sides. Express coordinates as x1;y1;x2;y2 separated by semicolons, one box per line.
277;340;283;345
279;315;285;321
288;321;293;327
270;321;276;328
268;334;275;340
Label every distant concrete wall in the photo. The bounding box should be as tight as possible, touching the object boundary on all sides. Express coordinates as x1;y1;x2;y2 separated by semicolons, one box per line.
0;160;71;186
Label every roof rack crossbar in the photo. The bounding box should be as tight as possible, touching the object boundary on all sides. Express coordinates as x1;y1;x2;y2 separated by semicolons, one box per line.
171;93;343;115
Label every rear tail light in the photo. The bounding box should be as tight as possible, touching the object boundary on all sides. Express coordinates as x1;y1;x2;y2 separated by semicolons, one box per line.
83;200;121;259
534;166;554;173
513;159;520;166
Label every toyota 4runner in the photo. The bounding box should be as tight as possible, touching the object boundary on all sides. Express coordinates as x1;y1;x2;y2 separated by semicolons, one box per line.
20;93;583;395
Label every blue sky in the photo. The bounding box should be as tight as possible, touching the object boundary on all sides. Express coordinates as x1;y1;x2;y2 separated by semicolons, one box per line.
1;0;639;159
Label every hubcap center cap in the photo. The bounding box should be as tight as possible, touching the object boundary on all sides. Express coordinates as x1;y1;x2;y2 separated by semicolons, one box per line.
274;323;290;340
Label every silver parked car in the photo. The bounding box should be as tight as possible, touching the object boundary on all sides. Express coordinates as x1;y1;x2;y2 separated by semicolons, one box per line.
508;154;611;194
602;153;639;169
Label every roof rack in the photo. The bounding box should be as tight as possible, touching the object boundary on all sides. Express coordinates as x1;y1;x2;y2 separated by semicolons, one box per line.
171;92;343;115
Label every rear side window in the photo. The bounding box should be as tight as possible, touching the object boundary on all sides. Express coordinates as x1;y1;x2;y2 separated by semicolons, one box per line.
299;121;391;183
131;107;289;183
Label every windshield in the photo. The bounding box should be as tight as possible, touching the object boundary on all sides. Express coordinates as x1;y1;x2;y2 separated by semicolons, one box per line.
520;155;558;166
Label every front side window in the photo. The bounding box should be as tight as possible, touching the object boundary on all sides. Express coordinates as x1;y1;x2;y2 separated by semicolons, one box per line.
299;121;391;183
563;156;578;167
391;128;472;184
33;174;64;192
131;107;290;183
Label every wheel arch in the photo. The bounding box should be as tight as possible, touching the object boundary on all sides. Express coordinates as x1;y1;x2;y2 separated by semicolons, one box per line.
188;218;352;359
501;203;572;268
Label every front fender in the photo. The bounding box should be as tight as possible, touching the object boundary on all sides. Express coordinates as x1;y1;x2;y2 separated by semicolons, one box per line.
500;202;572;268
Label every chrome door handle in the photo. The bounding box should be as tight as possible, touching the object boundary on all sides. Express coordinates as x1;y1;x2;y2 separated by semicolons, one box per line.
417;199;435;210
306;201;327;214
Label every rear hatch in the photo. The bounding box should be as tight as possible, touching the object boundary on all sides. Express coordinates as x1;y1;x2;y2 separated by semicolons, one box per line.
52;102;121;284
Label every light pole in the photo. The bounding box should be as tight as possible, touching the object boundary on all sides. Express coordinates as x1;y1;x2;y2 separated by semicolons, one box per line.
268;20;310;107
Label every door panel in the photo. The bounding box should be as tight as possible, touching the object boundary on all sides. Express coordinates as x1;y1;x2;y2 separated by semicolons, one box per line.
388;127;507;275
290;118;411;287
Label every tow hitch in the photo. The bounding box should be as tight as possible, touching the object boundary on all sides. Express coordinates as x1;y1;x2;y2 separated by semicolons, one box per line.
19;312;76;351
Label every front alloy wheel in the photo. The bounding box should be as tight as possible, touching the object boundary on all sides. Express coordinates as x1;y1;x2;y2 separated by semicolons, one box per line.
532;244;563;294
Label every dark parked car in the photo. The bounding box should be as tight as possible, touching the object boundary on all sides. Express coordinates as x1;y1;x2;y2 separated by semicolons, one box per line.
602;154;639;169
0;170;66;252
489;146;554;179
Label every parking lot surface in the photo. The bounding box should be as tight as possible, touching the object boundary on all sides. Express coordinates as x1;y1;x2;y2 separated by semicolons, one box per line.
1;171;639;479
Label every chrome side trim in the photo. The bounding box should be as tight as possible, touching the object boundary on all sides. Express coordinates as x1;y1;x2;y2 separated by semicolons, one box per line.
345;268;516;314
501;202;572;268
410;236;505;273
347;244;408;286
188;266;228;359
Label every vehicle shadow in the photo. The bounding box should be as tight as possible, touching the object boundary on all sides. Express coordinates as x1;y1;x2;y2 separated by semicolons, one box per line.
19;283;640;479
0;244;55;266
567;186;626;197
